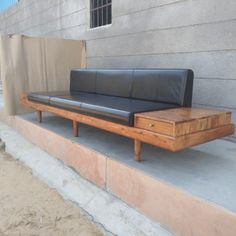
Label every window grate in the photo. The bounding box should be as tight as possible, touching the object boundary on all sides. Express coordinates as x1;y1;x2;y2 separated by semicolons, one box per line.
90;0;112;28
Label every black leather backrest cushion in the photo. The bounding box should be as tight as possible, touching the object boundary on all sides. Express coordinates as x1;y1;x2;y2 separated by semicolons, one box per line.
70;69;194;106
70;69;96;93
96;70;133;97
132;69;193;106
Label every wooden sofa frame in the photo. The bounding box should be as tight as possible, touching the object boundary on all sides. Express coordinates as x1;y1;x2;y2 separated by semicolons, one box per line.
21;93;234;161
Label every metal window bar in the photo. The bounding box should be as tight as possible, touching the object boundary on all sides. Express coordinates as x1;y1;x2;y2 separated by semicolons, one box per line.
90;0;112;28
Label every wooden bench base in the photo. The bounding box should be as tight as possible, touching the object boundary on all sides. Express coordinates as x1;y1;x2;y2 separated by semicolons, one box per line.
21;93;235;161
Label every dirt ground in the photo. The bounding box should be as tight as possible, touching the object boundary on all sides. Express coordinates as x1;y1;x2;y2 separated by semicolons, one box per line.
0;151;105;236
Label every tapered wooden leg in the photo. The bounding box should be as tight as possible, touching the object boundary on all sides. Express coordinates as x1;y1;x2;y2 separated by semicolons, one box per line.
134;139;141;162
37;110;42;123
73;120;79;137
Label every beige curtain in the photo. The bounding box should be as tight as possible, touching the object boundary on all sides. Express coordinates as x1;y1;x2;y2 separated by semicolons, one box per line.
0;35;86;115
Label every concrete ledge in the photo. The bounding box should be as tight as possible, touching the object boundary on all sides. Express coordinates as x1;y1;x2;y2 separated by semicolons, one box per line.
107;159;236;236
1;112;236;236
0;121;171;236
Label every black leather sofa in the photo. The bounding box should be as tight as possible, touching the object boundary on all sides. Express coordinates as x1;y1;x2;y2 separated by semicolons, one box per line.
28;69;194;126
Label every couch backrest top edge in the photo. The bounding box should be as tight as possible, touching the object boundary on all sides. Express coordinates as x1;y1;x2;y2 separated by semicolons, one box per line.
71;68;193;72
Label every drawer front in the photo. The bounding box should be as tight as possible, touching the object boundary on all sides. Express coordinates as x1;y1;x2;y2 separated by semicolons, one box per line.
135;117;174;136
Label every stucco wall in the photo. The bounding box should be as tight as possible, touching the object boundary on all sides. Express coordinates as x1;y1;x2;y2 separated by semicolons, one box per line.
0;0;236;127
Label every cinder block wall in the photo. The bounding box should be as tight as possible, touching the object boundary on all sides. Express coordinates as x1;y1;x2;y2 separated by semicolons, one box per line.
0;0;236;129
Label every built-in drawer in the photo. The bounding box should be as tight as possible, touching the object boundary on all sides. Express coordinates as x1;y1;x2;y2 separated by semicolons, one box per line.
134;116;174;136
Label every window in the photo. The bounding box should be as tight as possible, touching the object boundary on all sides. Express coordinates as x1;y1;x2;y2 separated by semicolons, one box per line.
90;0;112;28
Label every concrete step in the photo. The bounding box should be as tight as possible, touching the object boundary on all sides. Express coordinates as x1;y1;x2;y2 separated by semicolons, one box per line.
1;112;236;236
0;120;173;236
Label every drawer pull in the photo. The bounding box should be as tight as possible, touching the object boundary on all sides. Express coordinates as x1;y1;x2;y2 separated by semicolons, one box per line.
149;123;155;128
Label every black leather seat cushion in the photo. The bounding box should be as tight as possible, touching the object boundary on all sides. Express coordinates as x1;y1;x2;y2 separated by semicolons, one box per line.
50;93;178;125
28;91;71;104
29;91;178;126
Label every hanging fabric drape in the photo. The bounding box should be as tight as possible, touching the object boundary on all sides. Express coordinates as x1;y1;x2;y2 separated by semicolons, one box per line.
0;35;86;115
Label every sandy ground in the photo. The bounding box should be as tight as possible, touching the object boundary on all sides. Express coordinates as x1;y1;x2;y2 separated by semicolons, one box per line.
0;151;105;236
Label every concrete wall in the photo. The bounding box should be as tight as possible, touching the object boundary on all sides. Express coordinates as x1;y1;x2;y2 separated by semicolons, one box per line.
0;0;236;127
